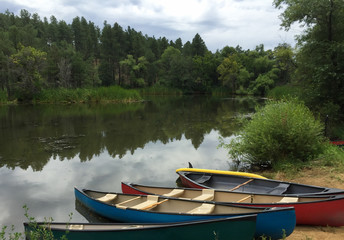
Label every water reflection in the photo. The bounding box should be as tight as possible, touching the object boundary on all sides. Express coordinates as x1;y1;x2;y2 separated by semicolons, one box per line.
0;96;262;233
0;96;260;170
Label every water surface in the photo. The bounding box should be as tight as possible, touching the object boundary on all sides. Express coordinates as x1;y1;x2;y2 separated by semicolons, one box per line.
0;96;261;232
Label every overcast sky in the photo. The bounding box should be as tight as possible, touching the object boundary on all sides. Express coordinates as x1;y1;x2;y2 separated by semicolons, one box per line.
1;0;301;52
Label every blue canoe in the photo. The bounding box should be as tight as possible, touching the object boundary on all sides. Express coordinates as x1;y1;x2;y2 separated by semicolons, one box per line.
75;187;296;239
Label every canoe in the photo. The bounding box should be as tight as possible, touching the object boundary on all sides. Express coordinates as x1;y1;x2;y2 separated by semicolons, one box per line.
75;187;295;239
176;167;266;179
24;215;257;240
177;169;344;196
330;140;344;146
122;182;344;226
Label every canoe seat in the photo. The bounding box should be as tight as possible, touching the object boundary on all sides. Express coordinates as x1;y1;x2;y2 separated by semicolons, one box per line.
115;196;142;209
96;194;117;203
68;225;84;230
195;175;211;184
163;189;185;197
278;197;298;203
193;189;215;201
267;183;290;194
130;195;159;210
121;225;144;229
188;203;215;214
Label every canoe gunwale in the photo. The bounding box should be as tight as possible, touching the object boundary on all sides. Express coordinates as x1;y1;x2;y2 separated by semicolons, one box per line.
24;215;258;233
175;168;267;179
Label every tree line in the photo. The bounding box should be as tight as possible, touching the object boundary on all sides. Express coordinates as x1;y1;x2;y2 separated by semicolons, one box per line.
0;9;294;101
1;0;343;125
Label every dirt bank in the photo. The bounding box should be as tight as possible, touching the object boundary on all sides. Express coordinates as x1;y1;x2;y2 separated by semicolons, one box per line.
268;167;344;240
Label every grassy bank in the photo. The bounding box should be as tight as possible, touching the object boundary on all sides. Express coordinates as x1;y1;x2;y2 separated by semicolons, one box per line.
0;90;7;104
267;85;303;100
258;143;344;179
139;86;183;95
33;86;142;104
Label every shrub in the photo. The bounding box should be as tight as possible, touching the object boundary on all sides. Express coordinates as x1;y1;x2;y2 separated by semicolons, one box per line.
267;85;303;100
221;99;326;169
0;90;7;103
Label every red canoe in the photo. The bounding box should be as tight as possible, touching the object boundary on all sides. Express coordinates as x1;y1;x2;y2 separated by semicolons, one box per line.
122;182;344;226
330;140;344;146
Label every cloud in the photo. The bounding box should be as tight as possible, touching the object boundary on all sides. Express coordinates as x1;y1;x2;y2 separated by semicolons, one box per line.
0;0;297;51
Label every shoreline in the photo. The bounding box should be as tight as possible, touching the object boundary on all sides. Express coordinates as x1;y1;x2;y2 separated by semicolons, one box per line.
261;166;344;239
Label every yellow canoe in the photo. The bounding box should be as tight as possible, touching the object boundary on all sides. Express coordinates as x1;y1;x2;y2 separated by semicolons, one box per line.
175;168;266;179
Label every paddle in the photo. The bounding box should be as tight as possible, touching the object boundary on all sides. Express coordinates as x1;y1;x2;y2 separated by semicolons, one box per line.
141;199;169;210
228;179;254;192
236;195;253;203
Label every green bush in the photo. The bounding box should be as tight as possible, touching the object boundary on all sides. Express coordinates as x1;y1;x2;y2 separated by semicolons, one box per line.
0;90;7;103
267;85;303;100
221;99;326;169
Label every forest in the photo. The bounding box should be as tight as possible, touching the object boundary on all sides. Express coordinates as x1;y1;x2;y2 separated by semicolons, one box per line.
0;9;292;99
0;0;343;126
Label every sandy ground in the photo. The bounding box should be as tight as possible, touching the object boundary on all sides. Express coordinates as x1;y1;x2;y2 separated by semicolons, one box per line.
268;167;344;240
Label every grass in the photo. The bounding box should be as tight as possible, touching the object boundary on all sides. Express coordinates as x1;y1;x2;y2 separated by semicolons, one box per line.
0;90;7;104
267;85;303;100
0;205;70;240
33;86;142;104
139;85;183;95
258;143;344;179
211;86;232;96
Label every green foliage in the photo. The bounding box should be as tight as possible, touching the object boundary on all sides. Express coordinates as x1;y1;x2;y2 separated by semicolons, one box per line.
34;86;142;103
217;55;241;92
0;205;70;240
0;225;22;240
191;33;208;57
211;86;231;96
249;73;274;96
0;90;7;103
120;55;148;87
139;85;182;95
273;44;295;84
0;10;299;101
9;45;47;101
220;99;326;169
317;143;344;168
267;85;303;100
274;0;344;118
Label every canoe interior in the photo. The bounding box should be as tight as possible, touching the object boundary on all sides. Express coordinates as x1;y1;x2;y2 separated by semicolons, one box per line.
129;184;335;204
84;190;267;215
185;173;327;195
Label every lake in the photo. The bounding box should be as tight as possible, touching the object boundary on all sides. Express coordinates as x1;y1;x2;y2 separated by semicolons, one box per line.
0;95;262;233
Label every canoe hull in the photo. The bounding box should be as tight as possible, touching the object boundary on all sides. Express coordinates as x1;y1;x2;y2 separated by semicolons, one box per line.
75;188;295;240
241;200;344;227
177;171;344;196
122;182;344;226
24;217;257;240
